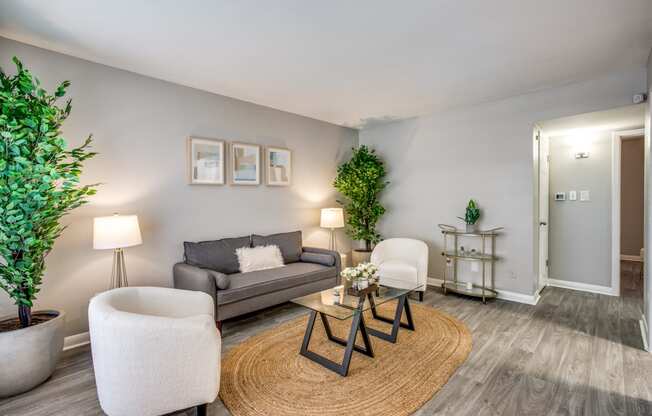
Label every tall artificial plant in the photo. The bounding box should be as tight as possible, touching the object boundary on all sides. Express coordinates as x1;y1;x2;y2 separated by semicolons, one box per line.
333;145;388;251
0;57;97;328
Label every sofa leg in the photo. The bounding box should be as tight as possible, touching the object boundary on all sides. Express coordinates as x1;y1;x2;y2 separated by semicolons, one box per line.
418;291;424;302
196;403;207;416
216;320;222;333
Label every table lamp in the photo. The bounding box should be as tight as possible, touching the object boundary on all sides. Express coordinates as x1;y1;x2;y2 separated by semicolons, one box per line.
320;208;344;251
93;214;142;289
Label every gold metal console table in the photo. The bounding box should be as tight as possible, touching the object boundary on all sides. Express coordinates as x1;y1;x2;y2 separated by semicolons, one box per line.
438;224;503;303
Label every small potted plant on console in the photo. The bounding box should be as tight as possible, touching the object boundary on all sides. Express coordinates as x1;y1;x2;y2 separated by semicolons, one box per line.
458;199;480;233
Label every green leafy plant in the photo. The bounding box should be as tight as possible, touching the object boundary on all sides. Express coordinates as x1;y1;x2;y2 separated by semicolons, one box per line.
0;57;97;328
333;145;388;251
458;199;480;225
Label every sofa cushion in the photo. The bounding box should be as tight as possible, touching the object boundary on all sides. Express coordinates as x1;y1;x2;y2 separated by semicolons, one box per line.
184;236;251;275
300;252;336;267
217;262;335;305
252;231;302;263
208;270;231;290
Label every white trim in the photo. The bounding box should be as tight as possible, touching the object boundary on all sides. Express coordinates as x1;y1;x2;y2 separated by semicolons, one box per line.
63;331;90;351
612;128;645;299
427;278;540;305
547;278;617;296
621;254;643;262
612;131;621;297
640;314;649;352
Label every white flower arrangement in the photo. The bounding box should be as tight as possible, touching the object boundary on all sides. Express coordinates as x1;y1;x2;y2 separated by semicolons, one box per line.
341;262;379;285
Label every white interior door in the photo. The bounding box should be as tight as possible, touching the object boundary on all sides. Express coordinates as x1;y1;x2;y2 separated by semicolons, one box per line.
538;133;550;290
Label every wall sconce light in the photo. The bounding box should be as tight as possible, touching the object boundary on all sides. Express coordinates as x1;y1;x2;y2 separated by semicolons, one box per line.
575;152;589;159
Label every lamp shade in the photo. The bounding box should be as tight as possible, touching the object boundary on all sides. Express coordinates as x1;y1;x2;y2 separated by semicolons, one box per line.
320;208;344;229
93;214;142;250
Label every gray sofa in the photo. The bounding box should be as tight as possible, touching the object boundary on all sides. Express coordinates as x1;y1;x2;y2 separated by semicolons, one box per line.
173;231;341;328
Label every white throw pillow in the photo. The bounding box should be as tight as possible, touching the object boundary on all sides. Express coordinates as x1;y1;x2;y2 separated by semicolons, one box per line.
236;245;284;273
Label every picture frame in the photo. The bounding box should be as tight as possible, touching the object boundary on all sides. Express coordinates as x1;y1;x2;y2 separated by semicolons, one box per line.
266;147;292;186
231;142;261;185
187;137;225;185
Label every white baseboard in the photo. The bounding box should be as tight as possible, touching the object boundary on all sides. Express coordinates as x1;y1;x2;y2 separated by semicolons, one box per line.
621;254;643;262
64;331;90;351
547;278;617;296
427;278;540;305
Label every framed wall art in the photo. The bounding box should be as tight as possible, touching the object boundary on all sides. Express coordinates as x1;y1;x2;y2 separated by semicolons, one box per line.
231;142;261;185
187;137;225;185
266;147;292;186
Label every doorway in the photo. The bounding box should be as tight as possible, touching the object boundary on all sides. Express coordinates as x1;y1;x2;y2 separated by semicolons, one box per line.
534;105;645;296
614;129;645;328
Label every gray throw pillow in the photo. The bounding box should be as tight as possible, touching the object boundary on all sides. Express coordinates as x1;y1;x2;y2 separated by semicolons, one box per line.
300;252;335;267
208;270;231;290
184;236;251;274
252;231;302;263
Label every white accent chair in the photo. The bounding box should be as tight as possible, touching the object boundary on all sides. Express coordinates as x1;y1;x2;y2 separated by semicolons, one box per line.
89;287;220;416
370;238;429;301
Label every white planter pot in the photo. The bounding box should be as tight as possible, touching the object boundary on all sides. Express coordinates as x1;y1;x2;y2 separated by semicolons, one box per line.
0;310;65;398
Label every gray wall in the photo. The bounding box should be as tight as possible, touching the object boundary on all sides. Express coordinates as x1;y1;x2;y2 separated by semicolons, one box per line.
621;137;644;256
548;131;612;287
0;38;358;336
360;68;646;296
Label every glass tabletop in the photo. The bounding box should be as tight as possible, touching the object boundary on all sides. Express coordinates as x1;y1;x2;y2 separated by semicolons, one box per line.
291;285;419;320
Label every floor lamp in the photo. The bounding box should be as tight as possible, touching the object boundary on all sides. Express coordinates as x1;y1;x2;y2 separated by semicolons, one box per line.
320;208;344;252
93;214;143;289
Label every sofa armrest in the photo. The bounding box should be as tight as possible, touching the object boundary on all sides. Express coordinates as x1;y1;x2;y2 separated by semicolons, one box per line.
302;247;342;283
173;263;230;319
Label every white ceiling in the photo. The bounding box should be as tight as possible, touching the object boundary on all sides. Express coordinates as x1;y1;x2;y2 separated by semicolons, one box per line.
1;1;651;129
539;103;645;137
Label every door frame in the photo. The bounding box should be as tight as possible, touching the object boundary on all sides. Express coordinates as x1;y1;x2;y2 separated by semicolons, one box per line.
611;128;645;297
537;130;550;292
533;124;550;298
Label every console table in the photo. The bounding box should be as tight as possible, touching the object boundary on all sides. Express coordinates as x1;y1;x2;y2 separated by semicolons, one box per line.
438;224;502;303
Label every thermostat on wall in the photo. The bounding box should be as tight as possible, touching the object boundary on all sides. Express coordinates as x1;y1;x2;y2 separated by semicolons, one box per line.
555;192;566;201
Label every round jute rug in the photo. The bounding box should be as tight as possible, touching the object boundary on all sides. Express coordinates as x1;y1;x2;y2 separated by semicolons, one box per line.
219;301;472;416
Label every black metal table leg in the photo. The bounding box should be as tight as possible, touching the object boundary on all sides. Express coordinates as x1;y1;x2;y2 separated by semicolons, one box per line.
299;308;373;376
319;312;374;357
366;293;415;343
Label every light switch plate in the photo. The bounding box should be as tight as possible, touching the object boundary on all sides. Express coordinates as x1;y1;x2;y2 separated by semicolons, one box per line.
580;190;590;201
569;190;577;201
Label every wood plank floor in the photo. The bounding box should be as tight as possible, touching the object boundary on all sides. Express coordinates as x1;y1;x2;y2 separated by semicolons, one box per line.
1;283;650;416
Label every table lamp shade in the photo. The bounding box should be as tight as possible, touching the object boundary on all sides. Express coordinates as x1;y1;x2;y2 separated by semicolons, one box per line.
93;215;142;250
320;208;344;229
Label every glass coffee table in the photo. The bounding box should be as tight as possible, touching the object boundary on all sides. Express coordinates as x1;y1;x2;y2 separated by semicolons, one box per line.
291;284;419;376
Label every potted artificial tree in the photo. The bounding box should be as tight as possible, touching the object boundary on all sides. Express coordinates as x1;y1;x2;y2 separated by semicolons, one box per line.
0;57;97;397
334;145;388;265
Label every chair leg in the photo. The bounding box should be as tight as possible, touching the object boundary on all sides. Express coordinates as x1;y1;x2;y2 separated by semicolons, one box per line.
196;403;207;416
418;291;424;302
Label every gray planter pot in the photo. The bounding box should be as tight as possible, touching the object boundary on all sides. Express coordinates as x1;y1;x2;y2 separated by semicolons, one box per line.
0;310;65;398
466;223;478;233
